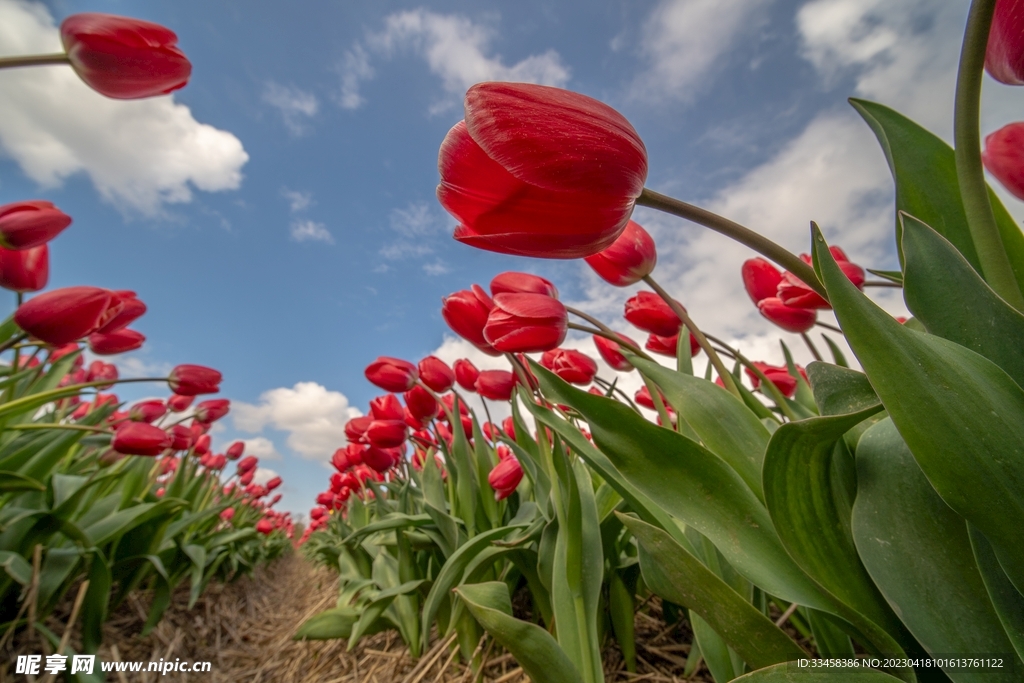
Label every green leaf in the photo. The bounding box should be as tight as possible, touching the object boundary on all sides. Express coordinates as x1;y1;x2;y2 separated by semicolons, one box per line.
531;362;833;611
631;356;771;501
901;213;1024;388
82;553;111;653
815;226;1024;597
805;363;879;417
623;515;806;669
294;606;360;640
967;525;1024;662
456;582;583;683
0;471;45;493
852;419;1022;681
732;662;904;682
348;579;424;649
0;550;31;585
691;611;740;683
850;98;1024;290
341;513;433;544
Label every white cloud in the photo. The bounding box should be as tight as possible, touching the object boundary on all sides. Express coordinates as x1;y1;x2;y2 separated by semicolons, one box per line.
338;9;570;112
240;436;282;461
631;0;772;102
379;201;447;262
232;382;361;463
0;0;248;214
290;219;334;244
282;189;314;213
423;260;450;276
252;467;279;486
262;82;318;136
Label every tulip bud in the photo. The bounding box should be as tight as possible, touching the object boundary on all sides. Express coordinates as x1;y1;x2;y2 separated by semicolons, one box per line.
0;245;48;292
86;360;118;389
483;293;568;353
239;471;254;486
502;416;516;440
194;398;230;424
757;297;817;333
584;220;657;286
475;369;517;401
490;272;559;298
488;456;523;501
363;445;397;473
60;13;192;100
112;422;171;456
592;333;637;372
365;356;418;392
986;0;1024;85
129;399;166;423
741;258;783;304
237;455;258;475
623;291;681;337
226;441;245;459
404;385;438;422
540;348;598;385
168;364;222;396
345;415;373;443
88;328;145;355
266;476;282;491
167;393;194;412
193;434;211;456
366;420;408;448
745;362;800;398
256;518;274;535
0;201;72;250
454;359;480;391
93;291;147;335
645;332;699;358
441;285;500;355
417;355;455;392
220;508;235;522
14;286;114;345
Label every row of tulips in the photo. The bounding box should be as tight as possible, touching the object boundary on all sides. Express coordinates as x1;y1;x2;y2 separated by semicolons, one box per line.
297;2;1024;681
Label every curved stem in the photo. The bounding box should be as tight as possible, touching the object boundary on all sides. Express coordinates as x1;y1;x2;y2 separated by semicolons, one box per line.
705;333;800;421
0;54;70;69
954;0;1024;310
7;423;108;433
862;280;903;288
593;375;641;412
637;188;827;298
800;332;823;362
565;317;656;362
642;275;742;399
815;320;843;334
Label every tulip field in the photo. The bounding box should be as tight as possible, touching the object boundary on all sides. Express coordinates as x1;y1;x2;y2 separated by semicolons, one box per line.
3;2;1024;683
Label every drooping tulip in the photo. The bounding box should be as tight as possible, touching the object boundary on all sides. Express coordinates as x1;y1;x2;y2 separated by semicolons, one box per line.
475;369;517;401
745;362;802;398
237;455;258;475
757;298;817;333
14;286;114;345
438;83;647;258
266;476;282;491
490;272;559;298
194;399;230;424
168;364;221;395
441;285;499;355
592;333;637;372
623;291;681;337
226;441;245;459
0;201;72;250
417;356;454;392
454;359;480;391
540;348;598;385
168;393;194;412
483;293;567;353
986;0;1024;85
365;356;418;392
129;399;166;423
488;456;523;500
60;13;192;99
112;422;171;456
88;328;145;355
584;220;657;286
0;245;49;292
94;291;146;334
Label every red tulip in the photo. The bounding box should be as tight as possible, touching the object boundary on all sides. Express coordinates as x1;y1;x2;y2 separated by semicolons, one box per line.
168;364;221;396
366;420;408;448
226;441;245;459
309;507;327;521
983;122;1024;199
584;220;657;286
94;291;146;334
987;0;1024;84
745;362;800;398
418;355;454;392
112;422;171;456
15;286;114;345
88;328;145;355
592;333;637;372
645;332;699;358
540;348;598;385
454;359;480;390
488;456;523;500
208;454;227;470
483;293;567;353
502;416;516;440
129;399;166;423
316;492;335;507
86;360;118;388
369;394;405;421
365;356;418;392
441;285;499;355
490;272;559;298
220;508;235;522
475;369;517;401
60;13;192;99
776;251;863;309
363;445;397;473
757;297;817;333
404;385;438;422
237;455;258;475
49;343;82;366
634;385;669;411
741;258;782;304
0;245;48;292
168;425;191;451
438;83;647;258
623;291;681;337
194;399;230;423
193;434;211;456
256;518;274;535
0;201;72;250
166;394;192;412
345;415;373;443
266;476;282;491
441;393;469;418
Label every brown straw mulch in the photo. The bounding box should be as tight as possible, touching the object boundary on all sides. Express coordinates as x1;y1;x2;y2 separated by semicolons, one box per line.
2;552;722;682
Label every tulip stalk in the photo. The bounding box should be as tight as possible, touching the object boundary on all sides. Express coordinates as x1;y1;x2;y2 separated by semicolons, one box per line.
953;0;1024;311
636;188;827;299
0;54;71;70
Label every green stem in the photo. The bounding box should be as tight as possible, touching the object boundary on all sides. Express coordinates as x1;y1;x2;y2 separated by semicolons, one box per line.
6;423;108;433
705;334;800;422
0;54;70;69
800;333;823;362
565;318;655;362
637;188;827;298
954;0;1024;310
642;275;742;399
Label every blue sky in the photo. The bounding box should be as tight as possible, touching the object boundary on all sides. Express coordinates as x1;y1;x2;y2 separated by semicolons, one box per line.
2;0;1021;516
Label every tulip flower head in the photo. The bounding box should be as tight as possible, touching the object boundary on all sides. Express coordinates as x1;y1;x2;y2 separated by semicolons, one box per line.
592;333;638;372
366;420;408;448
986;0;1024;85
370;394;405;421
490;272;559;298
167;393;194;412
584;220;657;286
220;508;235;522
645;332;700;358
745;362;803;398
475;369;517;401
226;441;245;460
454;359;480;390
129;399;166;423
741;258;783;304
112;422;171;456
488;456;524;501
623;291;681;337
15;286;115;346
365;356;418;392
438;82;648;258
0;245;49;293
404;385;439;422
983;122;1024;200
88;328;145;355
417;355;454;392
757;297;817;333
168;364;221;396
540;348;598;385
441;285;499;355
483;293;567;353
0;201;72;250
60;13;192;99
94;291;146;334
237;455;258;475
194;399;230;424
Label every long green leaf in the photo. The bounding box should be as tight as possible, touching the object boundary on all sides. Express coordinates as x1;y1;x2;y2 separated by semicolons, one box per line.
294;606;360;640
733;662;903;681
967;525;1024;662
815;226;1024;596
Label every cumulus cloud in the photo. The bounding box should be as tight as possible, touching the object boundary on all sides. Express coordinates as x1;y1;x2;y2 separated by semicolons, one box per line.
282;188;314;213
290;219;333;244
337;9;570;112
0;0;248;214
232;382;361;463
251;467;279;486
378;201;449;268
262;82;318;136
240;436;282;461
631;0;773;102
